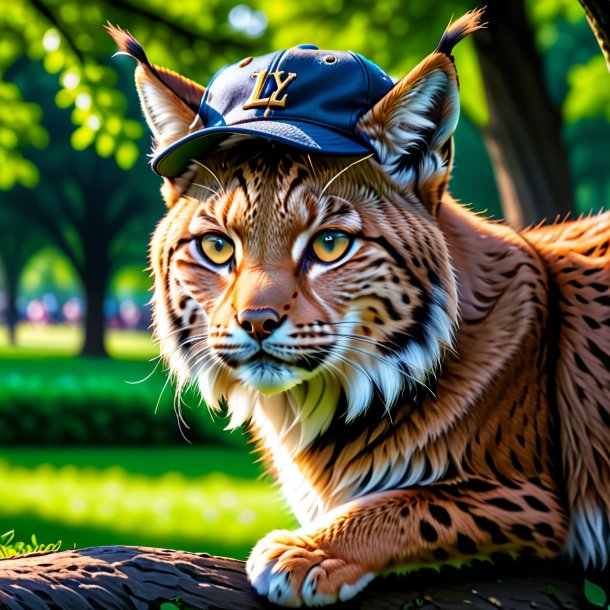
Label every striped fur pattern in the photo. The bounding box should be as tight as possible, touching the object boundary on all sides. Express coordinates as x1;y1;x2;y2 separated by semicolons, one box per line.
115;9;610;607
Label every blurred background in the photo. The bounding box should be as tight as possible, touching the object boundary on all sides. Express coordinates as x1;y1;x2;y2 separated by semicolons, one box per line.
0;0;608;560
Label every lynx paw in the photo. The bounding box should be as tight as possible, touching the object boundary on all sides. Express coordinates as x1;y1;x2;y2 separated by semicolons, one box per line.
246;529;374;607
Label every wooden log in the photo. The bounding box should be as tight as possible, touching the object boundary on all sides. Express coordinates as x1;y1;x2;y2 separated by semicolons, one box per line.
0;546;589;609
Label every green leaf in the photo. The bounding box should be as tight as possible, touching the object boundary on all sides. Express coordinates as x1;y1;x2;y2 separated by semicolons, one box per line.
71;126;95;151
123;119;144;139
43;50;66;74
95;132;115;157
585;579;607;607
453;39;489;126
115;140;139;170
564;56;610;123
55;88;74;109
17;161;40;188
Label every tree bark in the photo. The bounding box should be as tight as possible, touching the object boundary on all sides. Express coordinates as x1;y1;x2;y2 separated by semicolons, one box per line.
3;269;18;346
473;0;574;229
80;258;108;357
0;546;588;609
0;252;24;346
579;0;610;69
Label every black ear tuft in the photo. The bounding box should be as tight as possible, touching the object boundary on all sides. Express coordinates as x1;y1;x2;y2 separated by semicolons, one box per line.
105;24;205;114
105;23;152;68
436;8;486;57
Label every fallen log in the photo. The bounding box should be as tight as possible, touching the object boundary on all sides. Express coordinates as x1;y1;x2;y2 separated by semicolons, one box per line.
0;545;589;609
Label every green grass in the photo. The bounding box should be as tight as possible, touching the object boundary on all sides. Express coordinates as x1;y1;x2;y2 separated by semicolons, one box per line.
0;353;158;379
1;447;262;479
0;529;61;558
0;323;156;359
0;448;296;559
0;353;245;446
0;324;297;558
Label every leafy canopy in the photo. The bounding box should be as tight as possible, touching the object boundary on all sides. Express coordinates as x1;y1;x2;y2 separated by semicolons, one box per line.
0;0;604;193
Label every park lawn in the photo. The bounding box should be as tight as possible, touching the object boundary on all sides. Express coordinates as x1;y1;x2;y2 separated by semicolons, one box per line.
0;346;247;447
0;447;296;560
0;323;156;360
0;353;159;380
0;326;297;558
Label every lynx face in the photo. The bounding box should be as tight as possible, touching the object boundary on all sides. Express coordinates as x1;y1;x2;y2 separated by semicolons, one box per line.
151;142;458;434
109;15;468;441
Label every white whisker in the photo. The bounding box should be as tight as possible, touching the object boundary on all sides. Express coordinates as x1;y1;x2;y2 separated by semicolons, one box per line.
125;357;162;385
155;373;173;416
319;154;373;198
191;182;220;197
306;154;316;178
190;158;224;192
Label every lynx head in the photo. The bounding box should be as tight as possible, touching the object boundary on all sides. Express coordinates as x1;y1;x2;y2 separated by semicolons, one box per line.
109;11;482;448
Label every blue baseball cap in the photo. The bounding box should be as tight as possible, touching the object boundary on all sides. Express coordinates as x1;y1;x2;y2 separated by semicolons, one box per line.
152;44;394;177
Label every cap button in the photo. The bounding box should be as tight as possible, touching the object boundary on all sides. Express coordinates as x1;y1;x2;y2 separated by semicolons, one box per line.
296;43;319;50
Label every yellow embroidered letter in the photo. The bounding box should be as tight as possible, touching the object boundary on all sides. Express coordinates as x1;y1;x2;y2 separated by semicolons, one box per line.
243;70;297;117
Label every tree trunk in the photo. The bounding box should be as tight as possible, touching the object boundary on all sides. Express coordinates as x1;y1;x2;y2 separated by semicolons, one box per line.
0;546;587;609
80;259;108;357
2;262;19;346
473;0;574;229
579;0;610;69
5;286;18;347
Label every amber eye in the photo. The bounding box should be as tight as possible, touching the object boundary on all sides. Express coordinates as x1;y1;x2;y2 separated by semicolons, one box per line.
310;230;352;264
199;233;234;266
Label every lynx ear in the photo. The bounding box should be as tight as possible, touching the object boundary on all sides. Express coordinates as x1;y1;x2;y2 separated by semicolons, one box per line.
358;9;484;212
106;25;205;157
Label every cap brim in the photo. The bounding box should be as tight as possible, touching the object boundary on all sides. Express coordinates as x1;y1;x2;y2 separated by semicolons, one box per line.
152;120;373;177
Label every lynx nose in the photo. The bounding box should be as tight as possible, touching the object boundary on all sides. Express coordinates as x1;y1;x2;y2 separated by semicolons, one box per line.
237;308;281;339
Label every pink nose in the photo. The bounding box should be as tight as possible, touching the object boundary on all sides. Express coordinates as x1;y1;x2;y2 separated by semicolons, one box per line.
237;308;280;339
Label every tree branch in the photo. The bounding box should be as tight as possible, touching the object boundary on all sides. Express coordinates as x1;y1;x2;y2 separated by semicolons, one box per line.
0;546;587;609
27;0;85;64
104;0;253;51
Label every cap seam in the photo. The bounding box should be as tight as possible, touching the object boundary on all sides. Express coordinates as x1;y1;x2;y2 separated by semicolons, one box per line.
199;64;227;109
263;48;287;100
348;51;371;128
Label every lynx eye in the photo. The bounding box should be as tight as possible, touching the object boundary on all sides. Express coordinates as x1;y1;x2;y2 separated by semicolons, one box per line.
310;230;352;264
199;233;234;266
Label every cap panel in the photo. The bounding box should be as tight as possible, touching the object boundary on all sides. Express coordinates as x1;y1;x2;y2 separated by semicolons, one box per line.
202;53;280;125
152;44;396;177
347;51;371;130
263;48;370;132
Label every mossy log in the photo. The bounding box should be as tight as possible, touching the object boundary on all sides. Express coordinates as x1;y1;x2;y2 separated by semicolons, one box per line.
0;546;589;609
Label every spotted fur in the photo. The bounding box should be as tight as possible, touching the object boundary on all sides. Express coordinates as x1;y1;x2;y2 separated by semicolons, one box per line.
114;9;610;607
